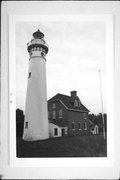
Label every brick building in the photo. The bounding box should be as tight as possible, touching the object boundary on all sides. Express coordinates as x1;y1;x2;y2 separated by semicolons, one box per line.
48;91;90;137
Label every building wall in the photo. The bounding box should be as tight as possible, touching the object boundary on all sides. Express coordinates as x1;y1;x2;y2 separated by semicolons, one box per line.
49;123;61;137
48;100;68;125
67;111;90;136
49;123;68;137
48;101;90;136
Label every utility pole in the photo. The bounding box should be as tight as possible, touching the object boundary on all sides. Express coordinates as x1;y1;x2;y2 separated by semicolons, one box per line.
99;70;105;140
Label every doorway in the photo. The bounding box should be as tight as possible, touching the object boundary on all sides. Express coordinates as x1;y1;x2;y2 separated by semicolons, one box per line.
62;128;65;136
54;128;58;136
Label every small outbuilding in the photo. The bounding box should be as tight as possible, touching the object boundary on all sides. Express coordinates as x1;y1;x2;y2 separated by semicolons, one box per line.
49;122;68;138
89;120;99;135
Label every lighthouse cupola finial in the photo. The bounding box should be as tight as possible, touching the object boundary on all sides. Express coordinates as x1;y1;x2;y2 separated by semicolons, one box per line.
33;29;44;39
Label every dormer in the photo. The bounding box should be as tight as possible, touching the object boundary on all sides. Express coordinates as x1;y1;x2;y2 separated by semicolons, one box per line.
74;97;81;108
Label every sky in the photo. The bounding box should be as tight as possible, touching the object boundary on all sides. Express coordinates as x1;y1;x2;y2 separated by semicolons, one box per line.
16;20;106;115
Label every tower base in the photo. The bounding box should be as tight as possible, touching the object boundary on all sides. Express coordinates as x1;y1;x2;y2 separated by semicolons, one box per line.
23;132;49;141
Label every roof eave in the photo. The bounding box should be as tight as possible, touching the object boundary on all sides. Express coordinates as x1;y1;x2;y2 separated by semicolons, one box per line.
68;108;89;113
48;99;89;112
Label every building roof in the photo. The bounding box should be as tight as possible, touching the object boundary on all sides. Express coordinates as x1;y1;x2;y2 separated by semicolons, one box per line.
89;120;94;125
49;120;67;128
89;120;99;127
48;93;90;112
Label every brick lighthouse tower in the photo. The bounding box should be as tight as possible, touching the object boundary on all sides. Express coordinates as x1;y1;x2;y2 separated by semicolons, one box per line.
23;29;49;141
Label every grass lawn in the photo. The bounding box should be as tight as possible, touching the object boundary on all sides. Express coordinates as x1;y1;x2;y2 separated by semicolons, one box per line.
17;135;107;157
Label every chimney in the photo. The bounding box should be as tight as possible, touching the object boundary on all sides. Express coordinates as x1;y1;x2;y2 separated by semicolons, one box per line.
70;91;77;98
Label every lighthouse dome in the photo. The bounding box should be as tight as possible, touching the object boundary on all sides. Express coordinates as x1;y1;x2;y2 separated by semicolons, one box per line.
33;29;44;39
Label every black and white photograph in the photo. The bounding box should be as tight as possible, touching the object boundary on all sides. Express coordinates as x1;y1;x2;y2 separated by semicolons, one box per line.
15;16;109;158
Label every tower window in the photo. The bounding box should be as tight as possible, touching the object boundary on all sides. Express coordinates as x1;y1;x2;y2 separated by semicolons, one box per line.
48;112;49;118
28;72;31;78
25;122;28;129
72;122;75;130
41;52;44;57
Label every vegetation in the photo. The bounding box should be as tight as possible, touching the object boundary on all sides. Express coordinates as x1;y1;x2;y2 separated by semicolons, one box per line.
16;109;107;157
16;109;107;137
16;109;24;137
17;135;107;157
89;113;107;133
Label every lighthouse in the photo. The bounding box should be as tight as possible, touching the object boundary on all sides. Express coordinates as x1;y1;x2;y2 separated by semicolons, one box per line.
23;29;49;141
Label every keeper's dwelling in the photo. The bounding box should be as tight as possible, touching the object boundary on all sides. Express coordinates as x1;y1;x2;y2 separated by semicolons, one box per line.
48;91;90;138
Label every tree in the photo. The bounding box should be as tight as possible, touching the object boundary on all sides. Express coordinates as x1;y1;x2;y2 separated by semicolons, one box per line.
89;113;96;122
16;109;24;137
88;113;107;133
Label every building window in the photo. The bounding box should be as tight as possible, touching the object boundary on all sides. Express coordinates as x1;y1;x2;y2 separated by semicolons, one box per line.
83;113;87;119
28;72;31;78
41;52;44;57
72;122;75;130
74;100;78;107
25;122;28;129
59;110;63;118
74;99;81;107
84;122;87;130
53;111;56;119
78;122;81;130
52;103;56;108
54;128;58;136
